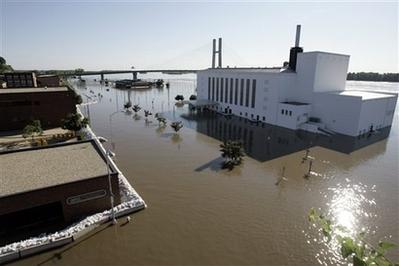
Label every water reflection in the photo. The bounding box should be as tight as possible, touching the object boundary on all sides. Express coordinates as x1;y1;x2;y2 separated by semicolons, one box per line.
164;108;390;162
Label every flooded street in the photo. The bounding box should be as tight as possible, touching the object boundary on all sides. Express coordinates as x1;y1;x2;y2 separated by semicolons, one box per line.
15;78;398;266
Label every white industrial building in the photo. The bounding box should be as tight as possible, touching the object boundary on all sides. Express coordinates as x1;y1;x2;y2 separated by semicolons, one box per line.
196;26;397;137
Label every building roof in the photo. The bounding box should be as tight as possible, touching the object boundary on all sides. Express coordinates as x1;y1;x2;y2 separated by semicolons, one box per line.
328;90;397;100
0;86;68;94
0;141;111;198
201;67;286;74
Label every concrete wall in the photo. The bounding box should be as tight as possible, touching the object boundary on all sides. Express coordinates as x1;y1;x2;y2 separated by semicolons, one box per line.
295;52;349;103
196;69;296;124
357;95;398;134
277;103;311;129
312;92;362;136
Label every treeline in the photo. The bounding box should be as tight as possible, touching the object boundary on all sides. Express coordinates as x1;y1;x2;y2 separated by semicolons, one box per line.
347;72;398;82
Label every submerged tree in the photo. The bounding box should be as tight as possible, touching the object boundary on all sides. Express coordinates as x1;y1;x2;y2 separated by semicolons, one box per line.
132;104;141;114
61;112;89;131
22;120;43;141
308;208;398;266
170;121;183;132
124;101;132;109
220;140;245;169
175;95;184;101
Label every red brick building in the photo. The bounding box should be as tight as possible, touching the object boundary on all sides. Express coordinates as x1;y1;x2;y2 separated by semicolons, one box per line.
0;86;77;131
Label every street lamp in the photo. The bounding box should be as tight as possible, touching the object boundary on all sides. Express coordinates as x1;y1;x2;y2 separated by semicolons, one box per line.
105;110;121;225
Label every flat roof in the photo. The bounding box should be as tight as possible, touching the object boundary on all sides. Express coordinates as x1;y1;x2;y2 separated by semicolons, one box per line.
0;86;68;94
0;141;110;198
328;90;396;100
201;67;285;74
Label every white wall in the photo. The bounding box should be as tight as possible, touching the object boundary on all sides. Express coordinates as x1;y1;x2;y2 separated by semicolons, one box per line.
357;95;398;134
295;52;349;103
276;103;311;129
312;92;362;136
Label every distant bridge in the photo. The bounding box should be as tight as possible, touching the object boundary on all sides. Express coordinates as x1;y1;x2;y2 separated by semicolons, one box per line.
63;69;199;80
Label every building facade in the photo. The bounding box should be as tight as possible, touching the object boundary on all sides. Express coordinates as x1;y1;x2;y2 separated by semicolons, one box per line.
0;140;121;245
196;27;397;137
0;87;77;131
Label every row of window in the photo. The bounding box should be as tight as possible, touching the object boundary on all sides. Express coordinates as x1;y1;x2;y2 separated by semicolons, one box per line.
281;109;292;116
207;77;256;108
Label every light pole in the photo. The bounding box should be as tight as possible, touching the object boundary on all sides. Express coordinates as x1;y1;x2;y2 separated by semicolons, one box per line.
106;149;117;225
105;110;121;225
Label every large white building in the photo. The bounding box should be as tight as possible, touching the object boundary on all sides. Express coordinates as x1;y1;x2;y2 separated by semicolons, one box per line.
196;26;397;137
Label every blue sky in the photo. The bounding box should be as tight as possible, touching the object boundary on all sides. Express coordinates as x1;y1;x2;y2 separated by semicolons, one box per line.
0;1;397;72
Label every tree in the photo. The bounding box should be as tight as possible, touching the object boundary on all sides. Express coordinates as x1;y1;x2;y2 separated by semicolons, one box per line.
170;121;183;132
308;208;398;266
0;56;6;65
175;95;184;101
124;102;132;109
189;94;197;100
155;113;167;126
132;104;141;113
144;110;152;117
61;113;89;131
220;140;245;169
22;120;43;141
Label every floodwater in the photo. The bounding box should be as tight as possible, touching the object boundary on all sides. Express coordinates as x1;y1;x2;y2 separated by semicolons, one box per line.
15;78;398;265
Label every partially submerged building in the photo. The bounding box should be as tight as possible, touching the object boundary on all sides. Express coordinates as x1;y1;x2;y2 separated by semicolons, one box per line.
0;140;120;245
196;26;397;137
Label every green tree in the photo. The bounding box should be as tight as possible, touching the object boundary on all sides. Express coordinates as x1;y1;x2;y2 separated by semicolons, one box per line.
170;121;183;132
220;140;245;169
132;104;141;113
0;56;6;65
308;208;398;266
22;120;43;141
175;95;184;101
61;113;89;131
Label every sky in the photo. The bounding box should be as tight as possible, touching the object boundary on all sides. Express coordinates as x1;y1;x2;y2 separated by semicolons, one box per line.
0;0;398;72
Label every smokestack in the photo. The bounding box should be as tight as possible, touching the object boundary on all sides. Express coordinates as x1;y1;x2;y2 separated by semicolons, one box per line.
295;25;301;47
288;24;303;71
218;38;222;68
212;39;216;68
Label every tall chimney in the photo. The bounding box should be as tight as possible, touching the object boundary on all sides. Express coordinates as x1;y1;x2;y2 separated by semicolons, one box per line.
218;38;222;68
212;39;216;68
288;24;303;71
295;25;301;47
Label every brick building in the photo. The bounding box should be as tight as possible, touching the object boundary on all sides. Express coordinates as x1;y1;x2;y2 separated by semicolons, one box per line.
0;86;77;131
3;72;37;88
0;140;121;245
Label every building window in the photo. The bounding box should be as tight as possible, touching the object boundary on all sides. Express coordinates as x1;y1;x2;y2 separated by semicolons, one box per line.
251;79;256;108
240;112;242;115
208;77;211;100
240;79;244;106
281;109;284;115
245;112;247;117
285;110;288;115
289;111;292;116
216;78;219;101
245;79;250;107
225;78;228;103
229;78;233;104
212;77;215;101
220;78;224;102
262;116;265;121
235;79;239;105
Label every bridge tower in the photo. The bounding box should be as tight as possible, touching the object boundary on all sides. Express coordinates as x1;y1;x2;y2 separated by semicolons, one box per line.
212;38;222;68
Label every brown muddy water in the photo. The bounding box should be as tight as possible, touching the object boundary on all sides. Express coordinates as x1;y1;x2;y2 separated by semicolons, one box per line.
14;78;398;266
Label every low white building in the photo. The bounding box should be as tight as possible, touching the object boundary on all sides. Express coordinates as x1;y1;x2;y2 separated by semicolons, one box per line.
196;26;397;137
